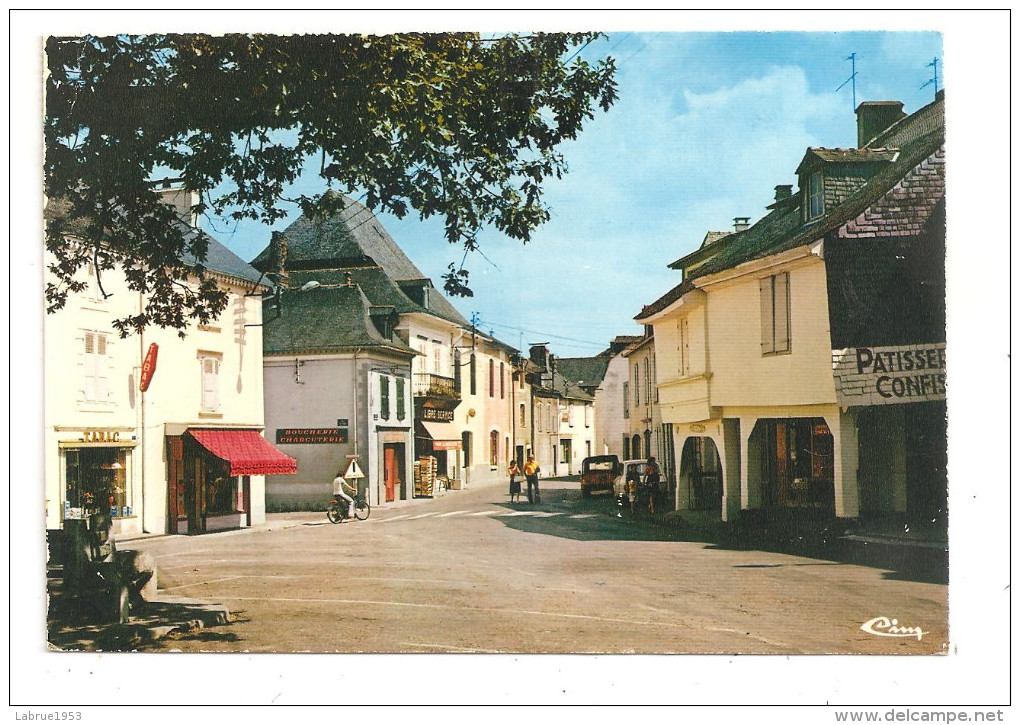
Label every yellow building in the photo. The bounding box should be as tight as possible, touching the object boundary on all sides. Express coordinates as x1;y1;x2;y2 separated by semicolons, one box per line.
638;94;946;530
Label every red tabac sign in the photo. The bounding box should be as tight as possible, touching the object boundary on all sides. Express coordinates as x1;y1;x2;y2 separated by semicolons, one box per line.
139;343;158;392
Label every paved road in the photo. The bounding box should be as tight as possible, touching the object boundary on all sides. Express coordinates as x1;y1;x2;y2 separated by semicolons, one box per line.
127;479;948;654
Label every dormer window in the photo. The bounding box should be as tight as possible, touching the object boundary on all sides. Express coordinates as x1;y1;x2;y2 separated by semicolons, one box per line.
806;171;824;220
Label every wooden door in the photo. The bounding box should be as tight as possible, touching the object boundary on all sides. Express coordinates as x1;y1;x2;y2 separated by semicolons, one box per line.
384;446;398;503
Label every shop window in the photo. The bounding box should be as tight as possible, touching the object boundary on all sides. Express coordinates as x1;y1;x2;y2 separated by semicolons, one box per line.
64;447;130;518
200;353;222;411
380;375;390;420
82;330;110;404
396;377;406;421
489;430;499;468
206;467;238;516
760;272;790;355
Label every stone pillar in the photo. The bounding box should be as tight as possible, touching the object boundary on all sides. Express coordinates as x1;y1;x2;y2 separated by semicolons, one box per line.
722;419;742;522
827;409;860;519
675;433;692;511
738;416;764;512
889;407;908;513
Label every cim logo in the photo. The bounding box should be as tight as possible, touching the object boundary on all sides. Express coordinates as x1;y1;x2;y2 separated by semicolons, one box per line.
861;616;926;641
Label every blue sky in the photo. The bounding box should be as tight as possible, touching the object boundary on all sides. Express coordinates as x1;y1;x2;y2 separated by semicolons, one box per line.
208;30;944;357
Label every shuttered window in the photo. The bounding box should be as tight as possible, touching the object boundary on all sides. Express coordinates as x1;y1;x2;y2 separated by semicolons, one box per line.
679;318;690;376
760;272;791;355
82;331;110;403
380;375;390;420
201;355;221;411
396;377;406;421
807;171;824;220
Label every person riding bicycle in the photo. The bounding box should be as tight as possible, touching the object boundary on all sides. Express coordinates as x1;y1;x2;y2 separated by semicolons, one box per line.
332;470;357;520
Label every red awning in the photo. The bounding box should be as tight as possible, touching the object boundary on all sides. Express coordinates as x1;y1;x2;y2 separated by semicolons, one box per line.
188;429;297;476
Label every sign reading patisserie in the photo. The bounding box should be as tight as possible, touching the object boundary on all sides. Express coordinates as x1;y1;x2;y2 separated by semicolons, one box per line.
832;343;946;407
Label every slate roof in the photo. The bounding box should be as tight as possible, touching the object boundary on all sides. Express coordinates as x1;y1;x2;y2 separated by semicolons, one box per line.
44;197;266;287
262;283;417;357
251;193;470;328
794;147;899;175
533;369;595;402
554;355;611;391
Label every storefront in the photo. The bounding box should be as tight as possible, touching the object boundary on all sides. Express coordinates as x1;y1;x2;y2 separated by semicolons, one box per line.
414;419;462;496
58;428;140;537
167;428;296;534
755;418;835;512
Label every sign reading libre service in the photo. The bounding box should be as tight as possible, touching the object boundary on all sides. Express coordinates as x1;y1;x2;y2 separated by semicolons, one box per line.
832;343;946;407
276;427;348;444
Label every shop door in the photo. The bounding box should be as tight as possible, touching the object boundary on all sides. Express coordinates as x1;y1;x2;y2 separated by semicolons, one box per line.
384;445;399;503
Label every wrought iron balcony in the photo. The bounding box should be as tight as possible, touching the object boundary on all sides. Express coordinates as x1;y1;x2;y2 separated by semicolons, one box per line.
413;373;461;402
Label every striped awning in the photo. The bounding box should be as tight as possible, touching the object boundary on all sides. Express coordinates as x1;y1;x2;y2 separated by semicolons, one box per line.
188;429;297;476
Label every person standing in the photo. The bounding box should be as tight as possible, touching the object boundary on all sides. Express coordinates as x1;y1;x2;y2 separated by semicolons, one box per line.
333;470;356;521
644;456;661;515
508;460;522;503
523;454;541;504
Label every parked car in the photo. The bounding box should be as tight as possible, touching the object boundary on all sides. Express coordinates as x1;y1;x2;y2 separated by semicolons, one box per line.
613;459;649;505
579;455;621;497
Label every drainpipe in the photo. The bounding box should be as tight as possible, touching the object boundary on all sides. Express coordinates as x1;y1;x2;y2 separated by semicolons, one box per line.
139;292;149;533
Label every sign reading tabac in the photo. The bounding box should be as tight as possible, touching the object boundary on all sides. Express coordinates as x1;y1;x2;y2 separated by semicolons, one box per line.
832;343;946;407
276;428;348;444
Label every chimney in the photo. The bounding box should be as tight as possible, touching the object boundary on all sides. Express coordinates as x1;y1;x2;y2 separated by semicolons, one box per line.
856;101;906;148
733;217;750;232
529;343;551;371
272;231;289;290
154;178;201;228
774;185;793;203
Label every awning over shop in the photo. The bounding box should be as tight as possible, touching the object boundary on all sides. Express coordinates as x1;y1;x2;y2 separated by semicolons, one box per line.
415;420;462;450
187;428;298;476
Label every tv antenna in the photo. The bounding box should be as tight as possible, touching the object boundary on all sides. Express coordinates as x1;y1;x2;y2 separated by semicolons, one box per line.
835;52;858;110
920;56;941;98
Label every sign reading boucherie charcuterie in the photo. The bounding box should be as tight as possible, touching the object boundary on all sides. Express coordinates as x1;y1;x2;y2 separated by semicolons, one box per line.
276;428;348;444
832;343;946;407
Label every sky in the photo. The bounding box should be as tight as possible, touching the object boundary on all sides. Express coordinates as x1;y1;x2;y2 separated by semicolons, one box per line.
9;8;1013;711
201;28;945;358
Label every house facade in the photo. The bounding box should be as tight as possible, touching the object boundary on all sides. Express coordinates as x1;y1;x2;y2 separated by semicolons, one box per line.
637;94;946;529
45;186;293;538
528;344;595;476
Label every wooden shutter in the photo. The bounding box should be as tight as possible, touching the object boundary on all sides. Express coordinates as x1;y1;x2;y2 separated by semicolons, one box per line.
83;332;97;401
760;277;775;354
96;334;109;401
774;272;790;352
202;357;219;410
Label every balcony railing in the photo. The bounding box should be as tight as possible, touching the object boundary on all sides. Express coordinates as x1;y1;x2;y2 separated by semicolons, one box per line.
413;373;460;401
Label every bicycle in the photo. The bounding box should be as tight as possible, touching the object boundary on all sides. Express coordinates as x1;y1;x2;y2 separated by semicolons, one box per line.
326;495;371;524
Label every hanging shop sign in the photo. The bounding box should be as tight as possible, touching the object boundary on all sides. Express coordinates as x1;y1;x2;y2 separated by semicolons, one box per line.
276;427;348;444
139;343;159;392
832;343;946;407
420;407;455;422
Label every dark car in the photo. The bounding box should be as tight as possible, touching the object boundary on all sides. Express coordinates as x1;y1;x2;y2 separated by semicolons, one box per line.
580;455;621;497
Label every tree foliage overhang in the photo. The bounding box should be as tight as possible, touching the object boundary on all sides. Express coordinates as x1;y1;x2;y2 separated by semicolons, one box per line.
44;32;618;336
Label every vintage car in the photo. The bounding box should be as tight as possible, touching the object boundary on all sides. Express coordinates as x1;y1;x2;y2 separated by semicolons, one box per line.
612;459;650;505
579;455;621;497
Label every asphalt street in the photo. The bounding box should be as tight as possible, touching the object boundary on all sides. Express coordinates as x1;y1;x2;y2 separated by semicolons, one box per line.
123;478;948;654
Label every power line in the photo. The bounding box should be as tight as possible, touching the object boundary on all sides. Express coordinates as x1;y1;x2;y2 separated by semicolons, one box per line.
479;319;608;349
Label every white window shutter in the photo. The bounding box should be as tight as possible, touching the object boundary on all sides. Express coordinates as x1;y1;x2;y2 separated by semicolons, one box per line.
775;272;790;352
96;334;109;401
760;277;774;354
83;331;97;402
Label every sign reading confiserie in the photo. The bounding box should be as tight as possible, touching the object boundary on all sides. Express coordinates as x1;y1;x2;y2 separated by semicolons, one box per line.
832;343;946;407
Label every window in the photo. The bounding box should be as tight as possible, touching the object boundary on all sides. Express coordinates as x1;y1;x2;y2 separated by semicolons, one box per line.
634;363;640;406
807;171;824;220
396;377;406;421
454;349;462;392
489;430;499;468
488;359;495;397
679;318;690;376
652;354;658;403
760;272;791;355
82;331;110;403
380;375;390;419
644;358;651;406
622;382;630;419
537;402;543;432
470;353;477;395
432;342;442;374
584;404;592;428
499;362;505;399
200;354;221;411
520;404;526;427
547;403;553;431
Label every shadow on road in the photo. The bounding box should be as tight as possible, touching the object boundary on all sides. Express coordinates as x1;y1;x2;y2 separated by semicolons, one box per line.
488;485;948;585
